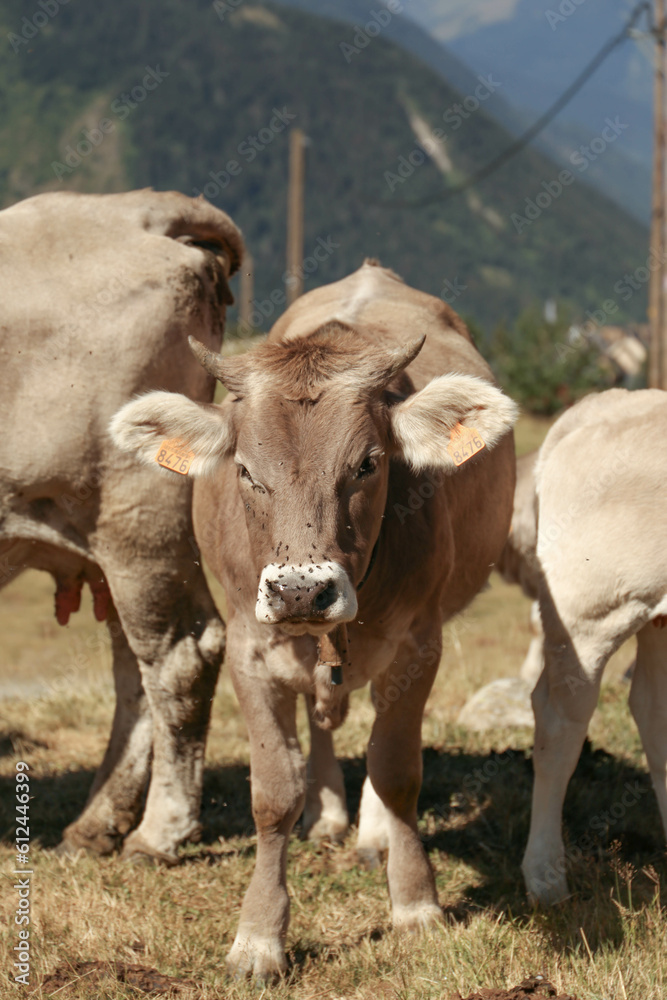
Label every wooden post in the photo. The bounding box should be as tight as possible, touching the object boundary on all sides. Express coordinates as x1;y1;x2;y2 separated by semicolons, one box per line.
239;252;254;334
286;128;305;306
650;0;666;387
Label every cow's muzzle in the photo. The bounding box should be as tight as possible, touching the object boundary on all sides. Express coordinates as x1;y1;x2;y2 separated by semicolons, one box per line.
255;560;358;633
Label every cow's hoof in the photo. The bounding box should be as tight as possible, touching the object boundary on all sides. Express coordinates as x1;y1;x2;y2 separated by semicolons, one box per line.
522;862;569;906
356;846;384;870
392;902;443;934
57;824;119;858
120;832;180;868
301;812;349;844
226;935;286;981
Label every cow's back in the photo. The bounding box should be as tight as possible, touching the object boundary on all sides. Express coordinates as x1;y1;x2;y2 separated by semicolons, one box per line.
0;189;241;490
536;389;667;613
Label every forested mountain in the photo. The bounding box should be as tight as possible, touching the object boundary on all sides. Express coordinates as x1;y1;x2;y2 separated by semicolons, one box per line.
0;0;649;333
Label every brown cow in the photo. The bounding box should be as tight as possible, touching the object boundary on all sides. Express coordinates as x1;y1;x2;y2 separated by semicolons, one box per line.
111;260;517;977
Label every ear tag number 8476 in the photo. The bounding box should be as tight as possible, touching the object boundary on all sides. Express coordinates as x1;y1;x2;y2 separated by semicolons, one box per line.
446;422;485;467
155;438;195;475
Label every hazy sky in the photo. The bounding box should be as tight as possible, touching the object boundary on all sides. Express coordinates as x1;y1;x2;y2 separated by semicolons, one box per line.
401;0;522;42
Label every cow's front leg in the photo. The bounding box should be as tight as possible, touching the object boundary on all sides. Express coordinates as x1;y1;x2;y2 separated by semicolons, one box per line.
227;637;306;979
60;609;153;855
367;635;442;932
301;694;349;843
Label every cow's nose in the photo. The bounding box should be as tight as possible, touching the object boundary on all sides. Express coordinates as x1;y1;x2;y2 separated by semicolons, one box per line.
267;577;336;619
256;560;358;626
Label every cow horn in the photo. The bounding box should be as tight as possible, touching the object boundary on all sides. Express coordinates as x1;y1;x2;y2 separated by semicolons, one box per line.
188;336;247;394
188;336;226;380
366;335;426;388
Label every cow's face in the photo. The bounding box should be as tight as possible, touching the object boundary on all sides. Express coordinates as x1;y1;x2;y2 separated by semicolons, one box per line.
110;324;517;636
230;375;393;634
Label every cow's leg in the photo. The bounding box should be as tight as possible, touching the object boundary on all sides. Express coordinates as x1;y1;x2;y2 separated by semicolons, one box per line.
90;570;222;861
226;626;306;979
519;601;544;689
366;635;441;932
120;577;223;864
60;608;153;855
301;694;348;843
521;618;609;904
356;774;390;868
630;623;667;835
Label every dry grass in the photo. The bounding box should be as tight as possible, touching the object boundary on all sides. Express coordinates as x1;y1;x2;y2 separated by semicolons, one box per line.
1;415;666;999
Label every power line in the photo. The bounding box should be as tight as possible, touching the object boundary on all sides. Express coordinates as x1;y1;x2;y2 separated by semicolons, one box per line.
379;0;653;211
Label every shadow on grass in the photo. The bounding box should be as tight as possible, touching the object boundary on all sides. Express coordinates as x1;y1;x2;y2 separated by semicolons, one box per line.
1;731;665;957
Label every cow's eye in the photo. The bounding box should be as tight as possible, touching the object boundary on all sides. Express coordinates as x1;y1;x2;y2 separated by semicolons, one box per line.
238;464;253;483
355;456;377;479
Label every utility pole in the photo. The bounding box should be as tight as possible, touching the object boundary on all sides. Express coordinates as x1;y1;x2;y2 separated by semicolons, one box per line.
286;127;305;306
649;0;667;387
239;252;254;334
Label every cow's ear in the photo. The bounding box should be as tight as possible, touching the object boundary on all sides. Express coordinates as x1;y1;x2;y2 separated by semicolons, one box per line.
390;373;517;472
110;392;234;477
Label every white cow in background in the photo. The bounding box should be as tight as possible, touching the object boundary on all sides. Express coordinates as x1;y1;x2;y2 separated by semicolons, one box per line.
522;388;667;903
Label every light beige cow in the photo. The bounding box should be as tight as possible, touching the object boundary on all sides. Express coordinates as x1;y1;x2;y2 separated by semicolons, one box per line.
113;260;517;976
0;189;242;862
497;449;543;688
522;388;667;903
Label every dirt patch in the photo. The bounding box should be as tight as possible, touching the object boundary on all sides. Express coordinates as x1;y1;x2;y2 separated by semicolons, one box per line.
450;976;579;1000
41;960;197;995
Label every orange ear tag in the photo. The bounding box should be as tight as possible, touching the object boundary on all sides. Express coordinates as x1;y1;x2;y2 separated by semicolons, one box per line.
155;438;195;475
446;422;485;466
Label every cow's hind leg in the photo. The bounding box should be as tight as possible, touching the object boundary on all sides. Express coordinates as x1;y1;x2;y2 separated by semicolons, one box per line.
60;608;153;855
301;695;349;843
522;606;618;904
630;622;667;836
226;624;306;979
356;775;390;868
367;634;442;932
118;574;223;864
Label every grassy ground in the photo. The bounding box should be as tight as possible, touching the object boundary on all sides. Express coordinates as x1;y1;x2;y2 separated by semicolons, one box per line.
1;415;665;999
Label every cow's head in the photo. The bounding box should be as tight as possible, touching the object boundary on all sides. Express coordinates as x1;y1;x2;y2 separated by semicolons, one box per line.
111;324;516;636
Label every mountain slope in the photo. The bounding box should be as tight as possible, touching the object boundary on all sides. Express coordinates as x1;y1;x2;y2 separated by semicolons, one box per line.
0;0;650;334
277;0;651;223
